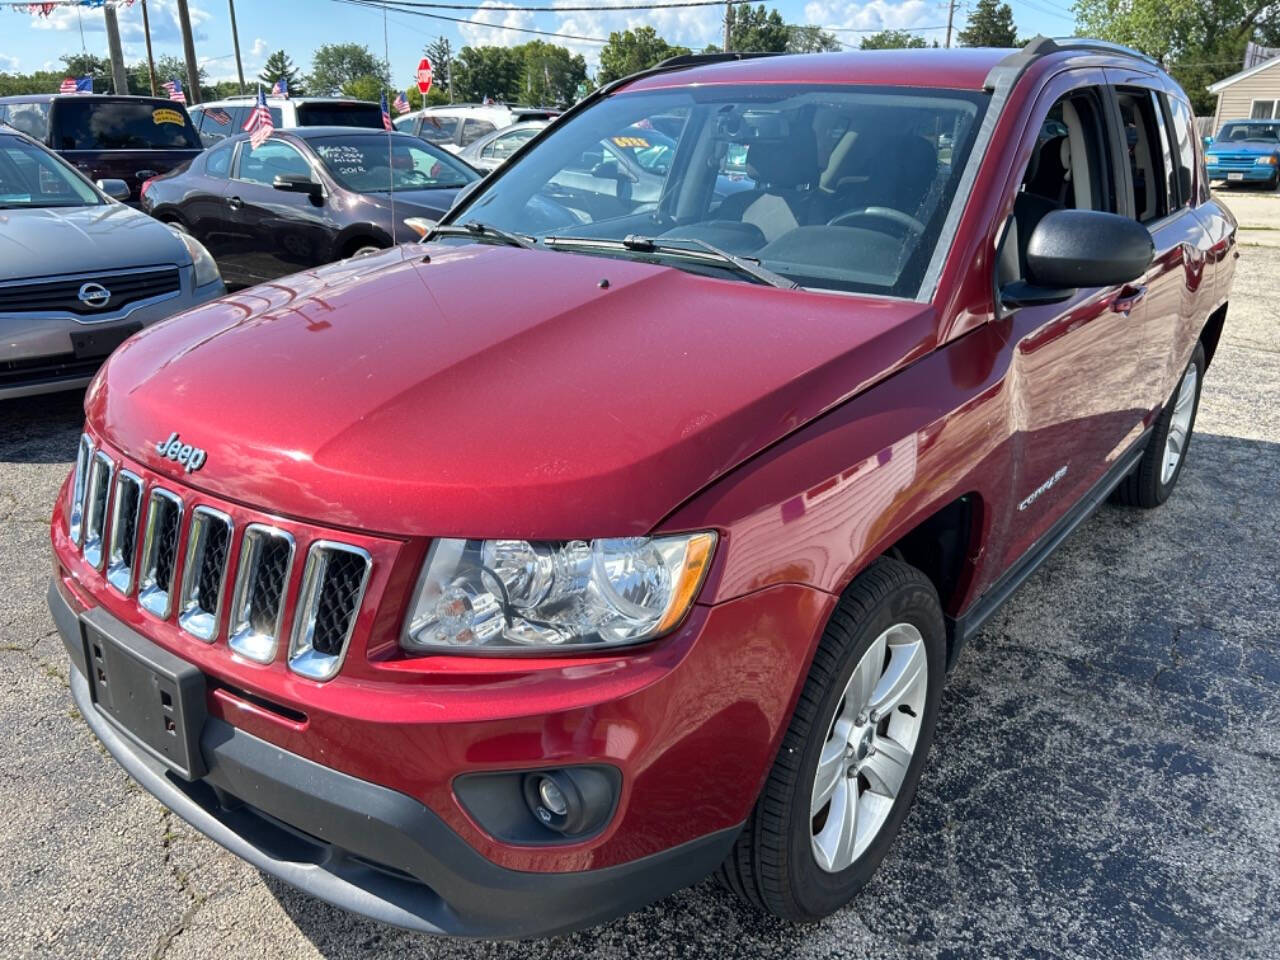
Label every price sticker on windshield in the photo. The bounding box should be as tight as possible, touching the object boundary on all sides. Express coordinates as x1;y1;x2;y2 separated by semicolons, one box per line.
152;108;184;126
611;136;650;148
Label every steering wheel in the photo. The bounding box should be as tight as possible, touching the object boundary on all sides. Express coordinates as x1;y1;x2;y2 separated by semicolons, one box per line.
828;206;926;237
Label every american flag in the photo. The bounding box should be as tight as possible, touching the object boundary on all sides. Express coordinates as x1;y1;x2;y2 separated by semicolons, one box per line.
393;91;409;115
59;75;92;94
270;77;288;97
207;107;232;126
380;92;392;131
162;78;186;104
242;88;274;148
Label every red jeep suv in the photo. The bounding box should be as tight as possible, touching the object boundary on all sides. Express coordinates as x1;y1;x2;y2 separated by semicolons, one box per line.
48;39;1236;937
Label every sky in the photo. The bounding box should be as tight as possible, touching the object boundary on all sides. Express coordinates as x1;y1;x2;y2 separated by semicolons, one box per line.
0;0;1076;85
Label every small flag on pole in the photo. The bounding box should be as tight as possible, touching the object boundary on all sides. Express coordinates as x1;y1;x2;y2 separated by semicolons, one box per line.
162;78;186;104
270;77;288;98
207;107;232;126
380;92;392;131
242;87;274;148
393;91;409;115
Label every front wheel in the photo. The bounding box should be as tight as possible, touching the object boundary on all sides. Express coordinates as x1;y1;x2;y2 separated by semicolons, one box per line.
1113;341;1205;508
717;557;945;920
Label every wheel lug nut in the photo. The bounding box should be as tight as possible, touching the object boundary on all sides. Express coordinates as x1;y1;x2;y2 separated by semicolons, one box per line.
856;712;868;725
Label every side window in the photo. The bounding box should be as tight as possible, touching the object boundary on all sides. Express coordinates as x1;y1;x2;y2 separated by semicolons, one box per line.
1116;89;1171;224
418;115;458;145
393;115;414;133
460;118;495;147
483;128;536;160
999;87;1116;286
204;142;231;178
235;140;313;186
1163;94;1197;208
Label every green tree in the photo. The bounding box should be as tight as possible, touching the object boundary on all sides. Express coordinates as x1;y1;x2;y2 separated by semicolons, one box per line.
597;27;690;84
60;53;112;92
787;25;842;53
424;36;453;101
860;29;930;50
450;45;523;102
341;75;385;102
1074;0;1280;114
259;50;303;96
306;43;389;97
956;0;1019;48
515;40;587;106
728;4;790;52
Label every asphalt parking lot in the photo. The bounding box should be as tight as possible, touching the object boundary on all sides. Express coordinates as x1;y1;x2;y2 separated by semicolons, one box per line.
1;230;1277;960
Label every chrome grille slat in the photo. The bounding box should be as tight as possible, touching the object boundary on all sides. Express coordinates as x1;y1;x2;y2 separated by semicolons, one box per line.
105;470;143;595
288;541;372;681
178;507;233;642
138;488;183;619
228;525;295;664
68;434;93;545
81;451;113;570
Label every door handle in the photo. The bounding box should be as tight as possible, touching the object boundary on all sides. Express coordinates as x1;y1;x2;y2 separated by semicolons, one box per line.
1111;284;1147;315
227;196;243;211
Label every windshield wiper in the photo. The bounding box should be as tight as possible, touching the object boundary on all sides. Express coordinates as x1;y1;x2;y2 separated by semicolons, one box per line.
543;234;797;289
427;221;533;249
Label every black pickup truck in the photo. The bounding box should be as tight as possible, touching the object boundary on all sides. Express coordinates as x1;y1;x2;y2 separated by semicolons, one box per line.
0;94;202;204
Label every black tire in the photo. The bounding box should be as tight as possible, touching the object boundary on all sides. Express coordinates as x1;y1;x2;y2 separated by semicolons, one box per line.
716;557;946;920
1112;341;1205;509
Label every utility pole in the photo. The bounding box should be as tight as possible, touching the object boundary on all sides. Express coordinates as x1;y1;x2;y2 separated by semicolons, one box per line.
176;0;202;104
945;0;956;49
228;0;246;93
723;2;732;53
103;3;128;94
141;0;158;96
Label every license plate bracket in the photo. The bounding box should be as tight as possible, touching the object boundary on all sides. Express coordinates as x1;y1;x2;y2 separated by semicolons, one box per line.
82;613;207;779
1228;172;1245;181
70;322;142;360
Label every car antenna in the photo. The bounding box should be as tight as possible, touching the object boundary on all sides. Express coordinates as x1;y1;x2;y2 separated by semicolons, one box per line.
382;3;396;244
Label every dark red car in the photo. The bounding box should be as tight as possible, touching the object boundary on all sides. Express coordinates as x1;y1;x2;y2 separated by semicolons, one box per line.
0;94;202;203
47;39;1236;937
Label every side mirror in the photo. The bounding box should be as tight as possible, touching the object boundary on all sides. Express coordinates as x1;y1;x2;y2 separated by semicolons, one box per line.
272;174;322;199
1202;135;1213;148
97;178;130;202
1001;209;1153;308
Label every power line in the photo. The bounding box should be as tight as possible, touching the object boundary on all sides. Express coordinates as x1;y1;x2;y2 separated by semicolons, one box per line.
335;0;611;42
342;0;729;9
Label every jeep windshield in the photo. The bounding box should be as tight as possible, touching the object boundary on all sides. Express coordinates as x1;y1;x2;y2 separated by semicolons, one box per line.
454;84;988;297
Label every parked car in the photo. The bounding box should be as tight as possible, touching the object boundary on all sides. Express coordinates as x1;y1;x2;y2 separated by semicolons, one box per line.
0;94;202;203
47;40;1235;938
188;96;384;147
394;103;559;153
0;127;222;399
457;119;549;171
139;127;480;287
1204;118;1280;186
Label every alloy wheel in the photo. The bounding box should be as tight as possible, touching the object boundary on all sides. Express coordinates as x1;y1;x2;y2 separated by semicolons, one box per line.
1162;364;1199;485
810;622;928;873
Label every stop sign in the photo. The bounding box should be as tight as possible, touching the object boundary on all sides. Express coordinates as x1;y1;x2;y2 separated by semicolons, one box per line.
416;57;433;95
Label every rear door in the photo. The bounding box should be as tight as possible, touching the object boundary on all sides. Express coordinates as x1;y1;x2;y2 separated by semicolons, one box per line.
1105;71;1214;418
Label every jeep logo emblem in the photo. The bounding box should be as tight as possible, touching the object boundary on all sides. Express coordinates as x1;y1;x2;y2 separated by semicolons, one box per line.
77;282;112;309
155;432;207;473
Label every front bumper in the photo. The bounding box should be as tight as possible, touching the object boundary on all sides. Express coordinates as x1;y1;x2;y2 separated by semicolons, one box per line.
51;580;738;938
1206;163;1277;182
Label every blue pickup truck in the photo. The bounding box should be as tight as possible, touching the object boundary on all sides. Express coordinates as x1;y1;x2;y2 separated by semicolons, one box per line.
1205;119;1280;187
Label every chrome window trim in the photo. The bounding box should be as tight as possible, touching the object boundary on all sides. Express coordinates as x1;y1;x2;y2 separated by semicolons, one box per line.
68;433;93;545
138;487;183;620
177;506;233;643
287;540;372;682
81;450;114;570
227;524;295;664
105;469;143;596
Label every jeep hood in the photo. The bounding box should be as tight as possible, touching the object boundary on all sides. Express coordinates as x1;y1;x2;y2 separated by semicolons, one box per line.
88;243;935;537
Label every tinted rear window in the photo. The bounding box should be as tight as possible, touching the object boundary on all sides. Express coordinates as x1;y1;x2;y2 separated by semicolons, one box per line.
4;102;50;141
295;102;383;128
51;99;200;150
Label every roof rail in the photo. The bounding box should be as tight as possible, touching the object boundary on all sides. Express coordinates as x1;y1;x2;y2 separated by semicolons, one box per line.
654;51;785;70
983;35;1161;92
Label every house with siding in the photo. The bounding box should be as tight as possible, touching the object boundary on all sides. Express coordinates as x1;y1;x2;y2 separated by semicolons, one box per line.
1208;48;1280;133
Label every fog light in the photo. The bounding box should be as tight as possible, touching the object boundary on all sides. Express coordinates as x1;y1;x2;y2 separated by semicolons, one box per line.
538;777;569;817
521;767;617;838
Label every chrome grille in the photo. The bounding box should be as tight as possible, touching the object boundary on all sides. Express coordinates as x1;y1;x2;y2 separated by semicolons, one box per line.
288;542;371;681
81;451;113;570
105;470;143;595
68;434;93;545
138;488;183;619
0;267;181;316
178;507;232;642
228;525;295;663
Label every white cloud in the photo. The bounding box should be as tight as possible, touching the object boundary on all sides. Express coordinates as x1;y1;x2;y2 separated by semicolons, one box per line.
457;2;537;49
251;37;269;58
30;0;211;45
0;54;18;73
803;1;941;33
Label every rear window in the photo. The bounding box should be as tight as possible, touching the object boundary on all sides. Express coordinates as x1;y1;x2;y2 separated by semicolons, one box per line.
4;102;50;141
295;102;383;128
51;99;200;150
418;115;459;144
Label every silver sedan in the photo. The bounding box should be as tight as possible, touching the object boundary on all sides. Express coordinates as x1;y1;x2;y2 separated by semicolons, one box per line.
457;120;550;173
0;128;224;400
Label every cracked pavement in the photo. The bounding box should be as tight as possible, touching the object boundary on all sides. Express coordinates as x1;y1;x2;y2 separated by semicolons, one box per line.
0;241;1276;959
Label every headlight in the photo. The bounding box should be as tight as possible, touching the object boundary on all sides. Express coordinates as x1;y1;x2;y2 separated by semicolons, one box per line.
403;216;437;238
168;227;221;287
402;533;716;653
1255;155;1278;166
